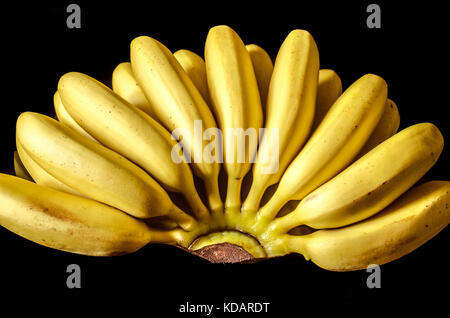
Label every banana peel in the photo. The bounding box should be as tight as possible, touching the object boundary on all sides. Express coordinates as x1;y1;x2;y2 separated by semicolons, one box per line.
1;25;449;270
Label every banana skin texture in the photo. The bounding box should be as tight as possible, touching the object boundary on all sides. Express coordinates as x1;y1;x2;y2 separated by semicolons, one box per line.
16;112;195;230
0;174;174;256
205;25;263;212
242;29;319;214
58;71;209;221
130;35;223;215
274;122;444;231
286;181;450;271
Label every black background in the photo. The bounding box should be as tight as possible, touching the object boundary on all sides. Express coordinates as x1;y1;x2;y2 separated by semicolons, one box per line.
0;1;448;315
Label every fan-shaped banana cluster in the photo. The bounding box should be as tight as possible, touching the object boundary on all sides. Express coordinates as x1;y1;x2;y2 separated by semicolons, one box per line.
1;25;449;271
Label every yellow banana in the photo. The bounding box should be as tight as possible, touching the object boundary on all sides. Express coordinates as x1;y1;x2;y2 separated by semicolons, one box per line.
53;91;97;142
245;44;273;113
311;69;343;131
173;49;211;105
16;140;82;196
13;151;32;181
58;72;208;221
130;35;223;214
286;181;450;271
111;62;158;119
356;98;400;158
16;112;195;229
205;25;263;212
258;74;387;220
242;30;319;214
274;122;444;231
0;173;177;256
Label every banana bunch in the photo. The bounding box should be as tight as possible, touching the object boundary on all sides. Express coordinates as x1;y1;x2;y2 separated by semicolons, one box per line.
1;25;448;271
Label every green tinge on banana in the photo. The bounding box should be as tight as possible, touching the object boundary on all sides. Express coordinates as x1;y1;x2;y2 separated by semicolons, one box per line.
0;174;178;256
205;25;263;212
356;98;400;158
16;112;195;230
311;69;343;131
286;181;450;271
130;35;223;215
242;29;319;215
58;71;209;221
13;151;32;181
258;73;388;220
245;44;273;114
53;91;98;142
174;49;211;106
275;122;444;231
112;62;158;119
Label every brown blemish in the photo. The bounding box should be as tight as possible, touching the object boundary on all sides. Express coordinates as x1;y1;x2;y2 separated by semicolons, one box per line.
304;193;318;202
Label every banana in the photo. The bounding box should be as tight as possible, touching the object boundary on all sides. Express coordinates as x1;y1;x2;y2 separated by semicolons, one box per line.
258;74;388;220
173;49;211;105
111;62;158;119
311;69;342;131
58;72;208;221
274;122;443;231
16;140;82;196
242;30;319;214
205;25;263;212
53;91;97;142
0;173;178;256
16;112;195;230
13;151;32;181
356;98;400;158
286;181;450;271
245;44;273;113
130;35;223;214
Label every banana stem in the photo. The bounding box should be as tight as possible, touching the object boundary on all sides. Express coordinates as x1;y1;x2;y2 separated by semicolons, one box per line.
184;188;210;223
166;204;197;231
203;176;224;216
225;177;243;210
147;228;182;245
271;212;305;234
241;181;267;215
284;235;308;257
256;191;287;221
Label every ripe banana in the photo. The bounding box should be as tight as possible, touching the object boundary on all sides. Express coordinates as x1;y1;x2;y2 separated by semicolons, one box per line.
13;151;32;181
205;25;263;212
53;91;97;142
111;62;158;119
286;181;450;271
274;122;443;231
130;35;223;215
16;140;82;196
58;71;209;221
173;49;211;105
16;112;195;230
242;29;319;214
311;69;342;131
0;173;178;256
258;73;388;220
245;44;273;113
356;98;400;158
